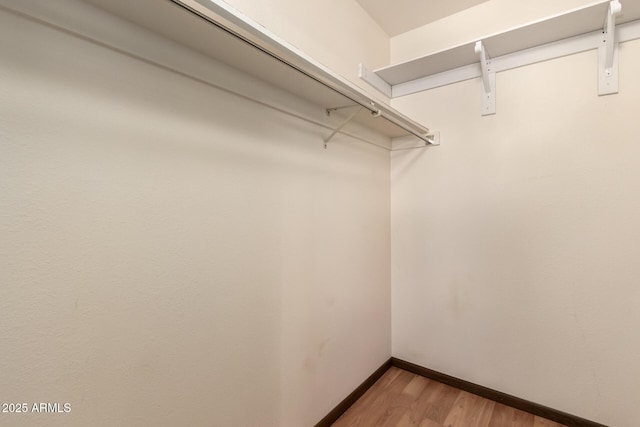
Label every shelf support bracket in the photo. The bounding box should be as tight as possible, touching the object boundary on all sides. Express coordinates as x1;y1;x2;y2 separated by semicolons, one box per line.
475;41;496;116
358;64;392;98
599;0;622;95
324;106;362;148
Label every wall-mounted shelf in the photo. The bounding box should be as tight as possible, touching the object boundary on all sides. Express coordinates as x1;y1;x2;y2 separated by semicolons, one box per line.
361;0;640;115
77;0;436;147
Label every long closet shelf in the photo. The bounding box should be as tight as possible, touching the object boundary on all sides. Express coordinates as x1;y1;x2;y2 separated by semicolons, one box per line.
80;0;434;146
362;0;640;100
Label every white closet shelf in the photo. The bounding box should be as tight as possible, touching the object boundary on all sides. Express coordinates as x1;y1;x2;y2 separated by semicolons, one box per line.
378;0;616;85
360;0;640;112
80;0;435;147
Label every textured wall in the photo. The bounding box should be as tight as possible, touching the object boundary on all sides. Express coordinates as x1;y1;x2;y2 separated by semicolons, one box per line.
0;2;390;426
391;35;640;427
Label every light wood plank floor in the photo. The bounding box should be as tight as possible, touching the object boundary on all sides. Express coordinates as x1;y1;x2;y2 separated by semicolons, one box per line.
331;367;567;427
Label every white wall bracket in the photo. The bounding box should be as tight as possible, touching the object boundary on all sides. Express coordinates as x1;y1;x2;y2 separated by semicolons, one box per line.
425;132;440;146
599;0;622;95
358;64;392;98
475;41;496;116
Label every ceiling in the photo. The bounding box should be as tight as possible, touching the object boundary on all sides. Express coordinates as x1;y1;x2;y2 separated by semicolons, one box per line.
356;0;490;36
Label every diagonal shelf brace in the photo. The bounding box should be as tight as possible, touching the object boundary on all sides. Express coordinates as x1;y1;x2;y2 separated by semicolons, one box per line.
324;106;363;147
599;0;622;95
475;41;496;116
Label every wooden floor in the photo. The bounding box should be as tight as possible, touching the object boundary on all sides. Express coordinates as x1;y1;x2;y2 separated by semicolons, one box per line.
331;367;567;427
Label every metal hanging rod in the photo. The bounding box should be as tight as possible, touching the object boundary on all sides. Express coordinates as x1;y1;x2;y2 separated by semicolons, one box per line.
0;1;395;151
169;0;434;145
3;0;436;151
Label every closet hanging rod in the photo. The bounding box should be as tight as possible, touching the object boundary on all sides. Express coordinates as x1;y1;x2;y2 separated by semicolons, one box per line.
169;0;433;145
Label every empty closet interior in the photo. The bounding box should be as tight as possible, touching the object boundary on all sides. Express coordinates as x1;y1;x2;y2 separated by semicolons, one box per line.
1;0;639;426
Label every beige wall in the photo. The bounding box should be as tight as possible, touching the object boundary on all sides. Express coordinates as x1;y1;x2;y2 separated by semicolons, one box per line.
0;2;390;426
391;30;640;427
